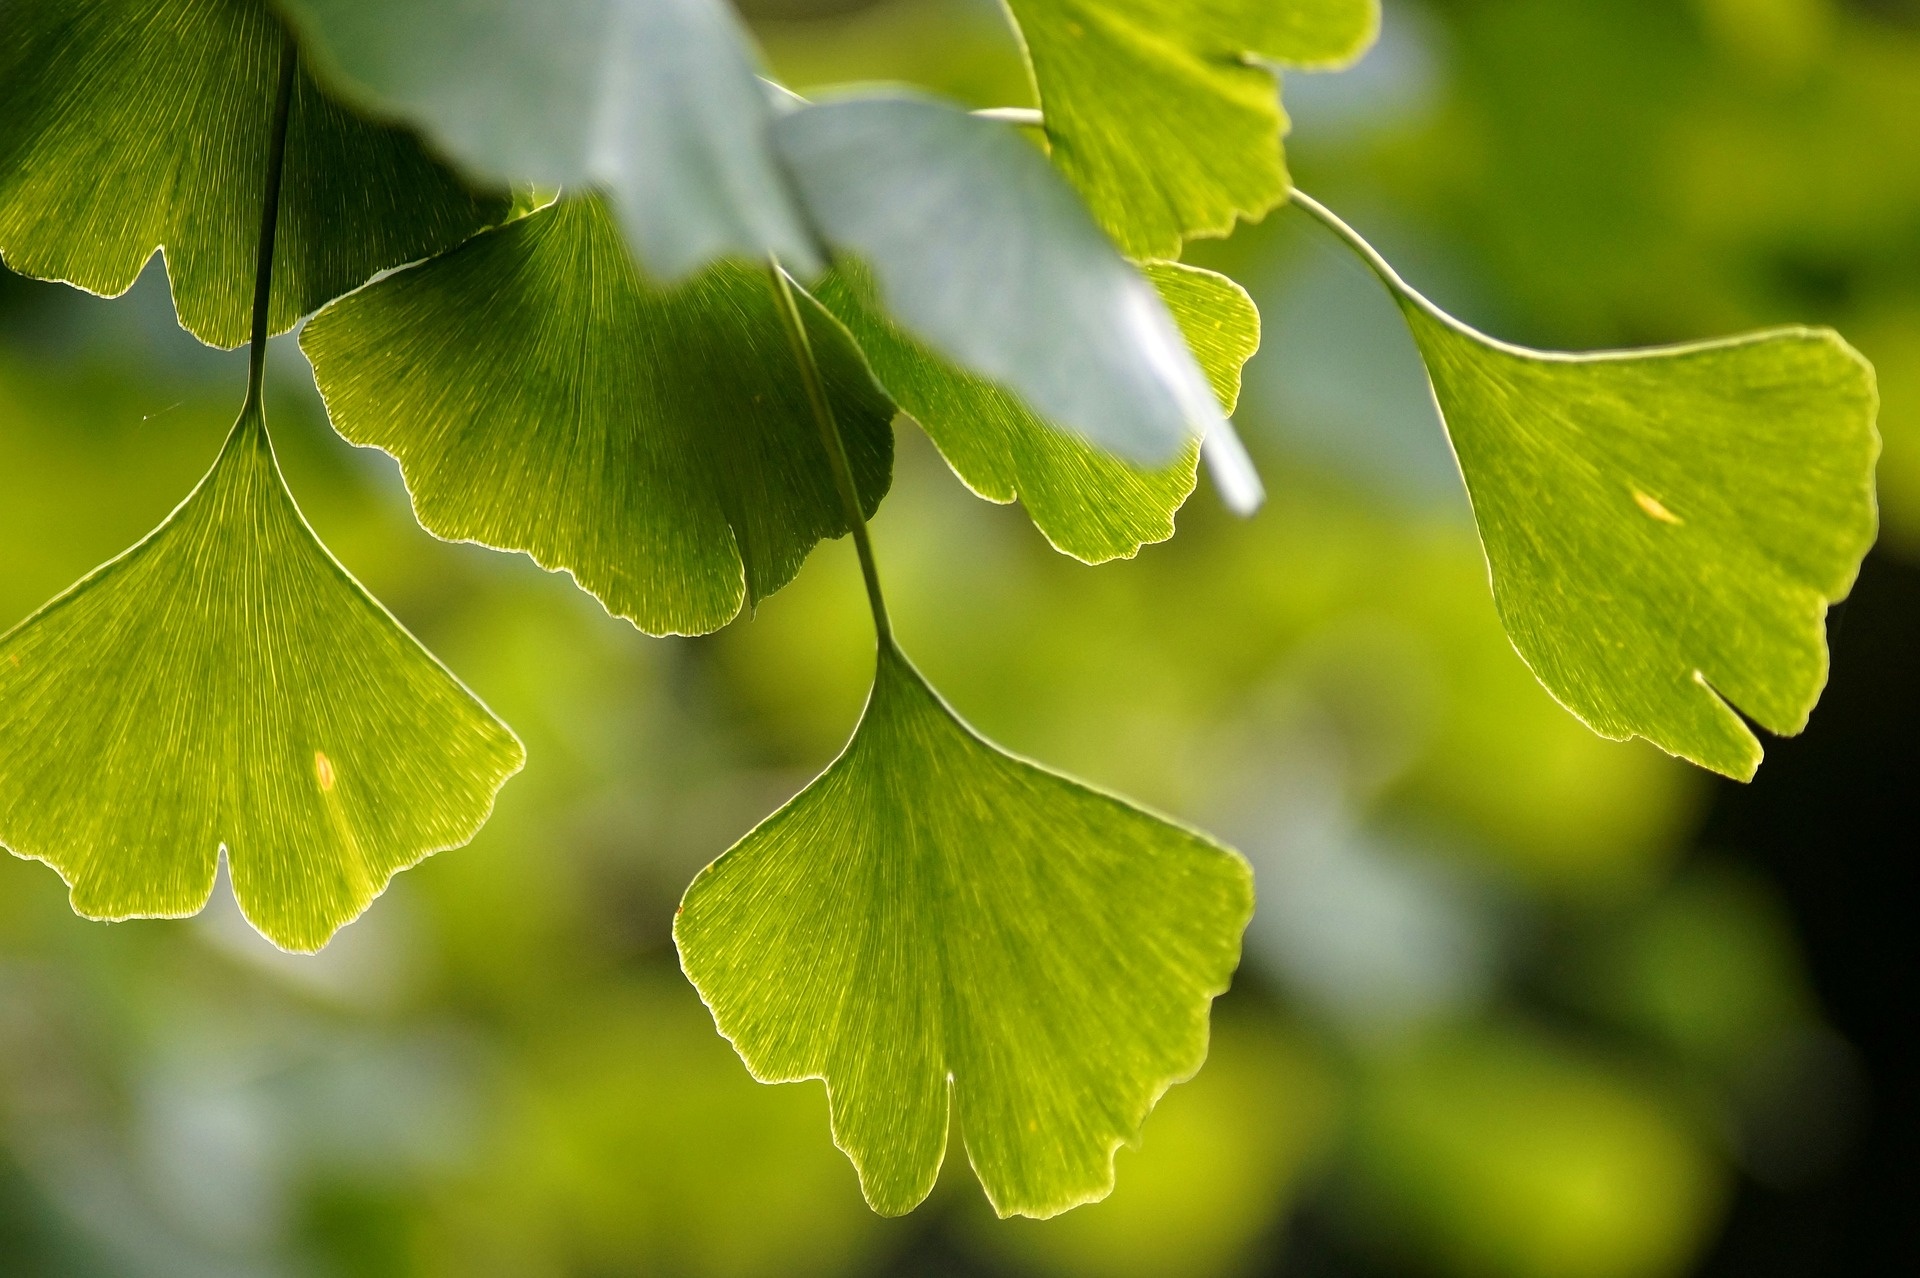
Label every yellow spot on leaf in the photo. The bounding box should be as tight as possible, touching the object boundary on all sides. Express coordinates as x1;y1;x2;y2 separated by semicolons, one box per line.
315;750;336;792
1633;489;1682;525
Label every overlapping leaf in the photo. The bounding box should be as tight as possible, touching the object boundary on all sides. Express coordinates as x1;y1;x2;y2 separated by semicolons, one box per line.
809;261;1259;562
773;94;1251;501
1003;0;1380;258
0;405;524;952
0;0;506;348
676;643;1253;1218
281;0;817;278
301;194;894;636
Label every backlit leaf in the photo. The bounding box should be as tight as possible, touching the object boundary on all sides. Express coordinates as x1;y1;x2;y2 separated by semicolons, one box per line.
1291;193;1879;778
809;261;1259;561
1003;0;1380;258
0;405;524;953
280;0;818;278
300;194;894;637
675;643;1253;1217
772;95;1239;480
1404;303;1878;779
0;0;506;349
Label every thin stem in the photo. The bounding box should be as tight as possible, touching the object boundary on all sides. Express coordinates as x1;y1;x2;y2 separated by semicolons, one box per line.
1291;188;1584;360
244;30;298;415
1286;191;1412;294
1287;188;1467;336
765;258;893;647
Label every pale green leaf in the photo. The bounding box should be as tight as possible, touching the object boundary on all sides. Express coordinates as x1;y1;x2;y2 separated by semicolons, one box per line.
0;406;524;953
1404;303;1878;779
772;95;1245;487
808;261;1259;562
1003;0;1380;258
280;0;818;278
675;643;1253;1218
299;195;894;637
0;0;507;349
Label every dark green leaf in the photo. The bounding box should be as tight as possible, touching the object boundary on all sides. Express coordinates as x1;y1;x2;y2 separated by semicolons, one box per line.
300;195;894;637
280;0;818;278
0;0;506;348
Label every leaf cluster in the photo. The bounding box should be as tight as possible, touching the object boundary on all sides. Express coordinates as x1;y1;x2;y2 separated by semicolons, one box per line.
0;0;1880;1220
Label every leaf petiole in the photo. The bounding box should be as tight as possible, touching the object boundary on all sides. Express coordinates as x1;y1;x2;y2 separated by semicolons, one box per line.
765;257;894;646
244;29;297;418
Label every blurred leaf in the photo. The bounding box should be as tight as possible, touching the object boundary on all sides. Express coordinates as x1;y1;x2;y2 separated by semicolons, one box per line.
1407;305;1878;779
300;194;893;637
464;979;890;1276
810;261;1257;561
0;405;524;953
1573;863;1814;1070
1004;0;1378;259
967;1015;1338;1278
772;95;1238;478
676;642;1252;1218
280;0;818;278
753;0;1037;109
0;0;506;349
1349;1027;1726;1278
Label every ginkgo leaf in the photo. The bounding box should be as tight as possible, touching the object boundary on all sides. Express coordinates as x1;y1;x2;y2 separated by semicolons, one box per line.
808;261;1259;562
300;194;894;637
1410;310;1878;779
0;0;507;349
772;94;1251;500
0;405;524;953
1003;0;1379;259
675;642;1253;1218
1289;195;1878;779
280;0;818;279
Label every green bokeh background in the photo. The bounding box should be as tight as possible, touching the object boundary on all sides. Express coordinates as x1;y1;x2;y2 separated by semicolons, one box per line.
3;0;1908;1273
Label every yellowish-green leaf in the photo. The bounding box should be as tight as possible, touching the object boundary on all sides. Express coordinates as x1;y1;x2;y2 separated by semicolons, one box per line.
1290;196;1878;779
300;194;894;637
675;643;1253;1217
1003;0;1380;258
0;0;507;348
1409;307;1877;778
0;406;524;953
809;261;1259;561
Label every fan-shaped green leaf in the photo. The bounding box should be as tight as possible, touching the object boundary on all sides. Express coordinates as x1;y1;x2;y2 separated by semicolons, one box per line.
1288;193;1880;778
280;0;817;279
1404;304;1877;779
675;643;1253;1218
809;261;1258;562
772;95;1253;504
1003;0;1379;258
300;195;894;637
0;0;506;349
0;406;524;953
